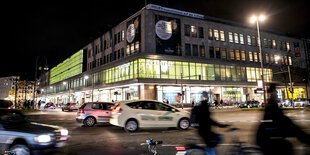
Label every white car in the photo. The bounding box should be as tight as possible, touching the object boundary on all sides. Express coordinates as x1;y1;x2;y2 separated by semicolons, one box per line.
110;100;190;132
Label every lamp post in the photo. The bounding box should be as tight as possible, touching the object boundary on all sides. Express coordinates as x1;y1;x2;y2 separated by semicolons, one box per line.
250;15;267;105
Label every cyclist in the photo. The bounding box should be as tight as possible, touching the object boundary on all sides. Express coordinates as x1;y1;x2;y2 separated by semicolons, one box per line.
256;83;310;155
196;91;229;151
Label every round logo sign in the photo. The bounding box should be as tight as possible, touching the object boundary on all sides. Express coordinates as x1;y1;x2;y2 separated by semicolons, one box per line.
155;20;172;40
126;24;135;43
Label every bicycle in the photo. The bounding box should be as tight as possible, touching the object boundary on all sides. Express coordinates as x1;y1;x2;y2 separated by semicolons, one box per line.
175;128;263;155
141;138;163;155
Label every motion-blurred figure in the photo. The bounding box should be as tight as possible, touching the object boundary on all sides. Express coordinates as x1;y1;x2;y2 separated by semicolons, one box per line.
256;83;310;155
196;91;229;148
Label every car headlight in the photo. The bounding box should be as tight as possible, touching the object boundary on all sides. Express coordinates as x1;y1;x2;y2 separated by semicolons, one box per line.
60;129;69;136
35;135;51;143
244;104;247;106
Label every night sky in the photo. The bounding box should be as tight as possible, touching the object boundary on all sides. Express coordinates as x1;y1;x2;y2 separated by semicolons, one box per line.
2;0;309;80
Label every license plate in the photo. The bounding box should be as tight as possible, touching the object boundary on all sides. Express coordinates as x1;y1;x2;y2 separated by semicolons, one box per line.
55;142;66;147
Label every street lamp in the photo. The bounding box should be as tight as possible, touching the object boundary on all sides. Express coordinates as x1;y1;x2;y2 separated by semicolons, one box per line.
250;14;267;105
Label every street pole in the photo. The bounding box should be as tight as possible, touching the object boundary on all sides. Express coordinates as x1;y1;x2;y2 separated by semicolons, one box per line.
181;73;183;109
287;64;294;108
256;20;267;105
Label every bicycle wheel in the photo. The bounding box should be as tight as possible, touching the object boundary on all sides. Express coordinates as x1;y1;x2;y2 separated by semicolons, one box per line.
240;147;263;155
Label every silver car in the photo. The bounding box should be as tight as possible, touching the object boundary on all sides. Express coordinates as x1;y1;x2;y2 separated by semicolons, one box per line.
76;102;114;127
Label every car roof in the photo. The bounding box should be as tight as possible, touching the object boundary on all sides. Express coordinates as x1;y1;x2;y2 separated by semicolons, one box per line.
116;100;162;104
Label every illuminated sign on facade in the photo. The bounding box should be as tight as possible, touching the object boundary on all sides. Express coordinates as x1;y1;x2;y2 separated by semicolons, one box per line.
49;50;83;84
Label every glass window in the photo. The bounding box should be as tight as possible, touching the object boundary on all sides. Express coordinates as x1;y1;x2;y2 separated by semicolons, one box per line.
241;50;246;61
154;60;160;78
275;55;279;64
234;33;239;43
182;62;189;79
214;29;219;40
196;63;202;80
231;66;236;81
192;45;198;56
265;53;269;63
236;50;240;61
270;54;274;64
220;30;225;41
168;61;176;79
240;34;244;44
176;62;182;79
254;52;258;62
247;35;251;45
140;101;156;110
200;45;205;57
208;28;213;40
207;64;215;80
288;56;292;65
185;43;191;56
189;63;196;80
221;48;227;60
249;51;253;62
263;38;268;48
251;36;256;46
216;47;221;59
220;65;226;81
198;27;204;38
230;49;235;60
209;46;214;58
236;66;241;81
226;66;231;81
286;42;290;51
191;25;197;37
160;61;169;79
156;102;173;111
214;65;221;81
272;40;277;49
138;59;146;78
229;32;233;42
268;39;272;49
185;25;190;36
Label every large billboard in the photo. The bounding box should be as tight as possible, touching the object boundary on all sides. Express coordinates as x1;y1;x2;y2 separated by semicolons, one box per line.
155;15;181;56
49;50;83;84
126;15;141;54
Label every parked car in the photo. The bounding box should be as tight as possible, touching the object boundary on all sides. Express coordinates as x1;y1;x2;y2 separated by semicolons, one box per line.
62;103;79;111
44;103;56;109
0;99;13;109
76;102;114;127
109;100;190;132
239;100;260;108
294;98;310;107
0;109;69;155
279;99;291;107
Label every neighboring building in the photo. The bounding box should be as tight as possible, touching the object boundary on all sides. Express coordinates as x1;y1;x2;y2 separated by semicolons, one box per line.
39;4;309;105
0;76;18;100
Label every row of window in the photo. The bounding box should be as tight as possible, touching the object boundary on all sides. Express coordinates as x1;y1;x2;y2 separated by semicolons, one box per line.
185;26;296;52
87;30;126;58
184;43;293;65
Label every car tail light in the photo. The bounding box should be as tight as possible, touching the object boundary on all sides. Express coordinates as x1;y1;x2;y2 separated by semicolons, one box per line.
78;109;85;114
115;106;122;113
176;146;186;151
71;105;74;108
110;105;115;110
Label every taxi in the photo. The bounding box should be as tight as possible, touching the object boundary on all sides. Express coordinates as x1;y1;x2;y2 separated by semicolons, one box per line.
110;100;190;132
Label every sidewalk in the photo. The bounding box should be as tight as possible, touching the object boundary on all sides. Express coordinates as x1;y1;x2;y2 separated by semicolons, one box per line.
177;106;240;112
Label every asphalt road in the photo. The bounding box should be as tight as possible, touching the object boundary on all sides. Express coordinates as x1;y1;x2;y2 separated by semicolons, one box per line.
25;108;310;155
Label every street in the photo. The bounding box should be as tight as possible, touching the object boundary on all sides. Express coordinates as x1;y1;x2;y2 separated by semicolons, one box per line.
25;109;310;155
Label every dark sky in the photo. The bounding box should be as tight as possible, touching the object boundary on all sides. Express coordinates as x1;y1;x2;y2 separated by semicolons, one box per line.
2;0;309;80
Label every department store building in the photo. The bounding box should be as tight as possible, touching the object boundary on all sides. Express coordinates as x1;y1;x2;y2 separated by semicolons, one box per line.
38;4;309;106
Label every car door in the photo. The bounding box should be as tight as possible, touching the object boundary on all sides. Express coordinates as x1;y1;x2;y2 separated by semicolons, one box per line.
154;102;179;127
137;101;161;127
97;103;112;123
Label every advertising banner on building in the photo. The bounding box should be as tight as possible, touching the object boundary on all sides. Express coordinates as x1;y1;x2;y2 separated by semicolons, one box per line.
155;15;181;56
126;15;141;54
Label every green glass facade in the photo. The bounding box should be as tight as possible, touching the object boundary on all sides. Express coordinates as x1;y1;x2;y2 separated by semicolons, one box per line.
102;58;273;84
49;50;83;84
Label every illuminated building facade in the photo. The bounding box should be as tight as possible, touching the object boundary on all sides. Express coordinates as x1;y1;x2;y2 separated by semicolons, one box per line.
38;4;309;105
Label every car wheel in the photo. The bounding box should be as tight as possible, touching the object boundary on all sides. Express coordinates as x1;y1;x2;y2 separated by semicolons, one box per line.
247;105;251;108
10;144;30;155
178;118;190;130
125;119;138;132
84;117;96;127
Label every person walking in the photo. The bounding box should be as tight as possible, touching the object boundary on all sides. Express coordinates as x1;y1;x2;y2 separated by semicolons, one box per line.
38;100;41;109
